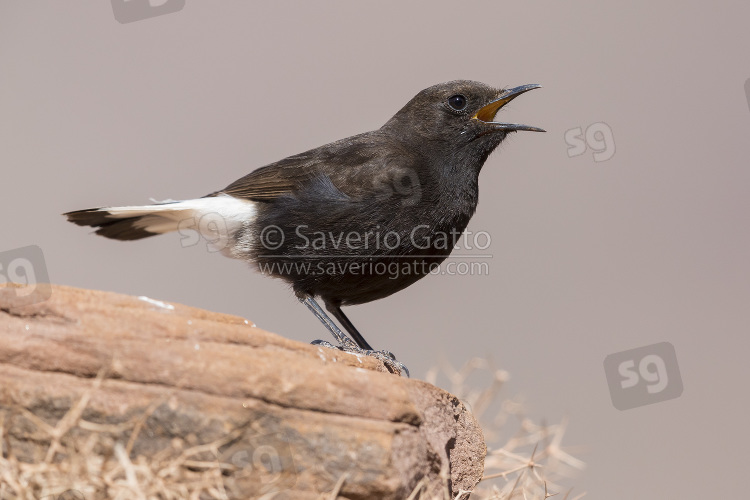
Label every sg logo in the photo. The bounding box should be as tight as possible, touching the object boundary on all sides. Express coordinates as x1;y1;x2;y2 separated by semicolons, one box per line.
565;122;616;162
111;0;185;24
603;342;683;410
222;432;296;491
0;245;52;306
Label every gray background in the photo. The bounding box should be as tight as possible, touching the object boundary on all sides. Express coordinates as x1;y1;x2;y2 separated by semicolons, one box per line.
2;1;749;498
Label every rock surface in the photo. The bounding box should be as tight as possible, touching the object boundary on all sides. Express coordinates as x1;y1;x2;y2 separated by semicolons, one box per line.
0;284;485;499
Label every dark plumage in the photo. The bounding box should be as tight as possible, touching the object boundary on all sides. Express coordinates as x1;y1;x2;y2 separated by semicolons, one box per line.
64;80;544;374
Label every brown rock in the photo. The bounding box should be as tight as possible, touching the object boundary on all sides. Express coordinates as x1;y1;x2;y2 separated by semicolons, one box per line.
0;284;485;499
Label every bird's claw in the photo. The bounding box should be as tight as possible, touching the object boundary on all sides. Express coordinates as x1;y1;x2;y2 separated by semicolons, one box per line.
311;337;359;350
310;340;410;377
364;349;410;377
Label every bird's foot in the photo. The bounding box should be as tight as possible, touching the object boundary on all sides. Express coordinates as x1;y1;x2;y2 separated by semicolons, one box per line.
311;339;410;377
311;337;359;351
364;349;410;378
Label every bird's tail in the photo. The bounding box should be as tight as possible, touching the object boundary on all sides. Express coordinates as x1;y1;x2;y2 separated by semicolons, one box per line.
64;201;197;241
63;196;258;242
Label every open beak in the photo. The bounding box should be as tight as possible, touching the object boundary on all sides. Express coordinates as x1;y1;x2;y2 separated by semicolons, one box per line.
472;84;545;132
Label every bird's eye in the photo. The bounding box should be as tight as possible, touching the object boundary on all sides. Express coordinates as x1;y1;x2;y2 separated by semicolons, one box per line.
448;94;467;111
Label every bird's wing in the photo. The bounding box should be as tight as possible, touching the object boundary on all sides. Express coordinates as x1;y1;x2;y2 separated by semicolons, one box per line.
217;152;319;202
211;132;419;203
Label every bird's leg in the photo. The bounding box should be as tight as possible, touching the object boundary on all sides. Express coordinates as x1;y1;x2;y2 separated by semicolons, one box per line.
298;295;359;350
296;295;409;377
326;303;373;350
325;301;410;378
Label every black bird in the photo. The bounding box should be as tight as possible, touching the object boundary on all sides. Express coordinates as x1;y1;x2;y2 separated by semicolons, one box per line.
64;80;544;376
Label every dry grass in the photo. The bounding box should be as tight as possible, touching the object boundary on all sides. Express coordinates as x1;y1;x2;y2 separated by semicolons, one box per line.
424;358;586;500
0;360;584;500
0;371;249;500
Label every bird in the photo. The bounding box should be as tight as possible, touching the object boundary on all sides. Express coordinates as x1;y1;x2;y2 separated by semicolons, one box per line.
64;80;544;377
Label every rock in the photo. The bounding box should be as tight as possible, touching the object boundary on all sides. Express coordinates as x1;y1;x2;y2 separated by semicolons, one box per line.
0;284;485;499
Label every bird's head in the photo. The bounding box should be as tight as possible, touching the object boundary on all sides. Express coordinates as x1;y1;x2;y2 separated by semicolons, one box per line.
383;80;544;162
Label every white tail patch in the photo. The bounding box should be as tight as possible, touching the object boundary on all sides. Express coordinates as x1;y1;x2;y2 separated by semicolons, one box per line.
102;195;257;243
